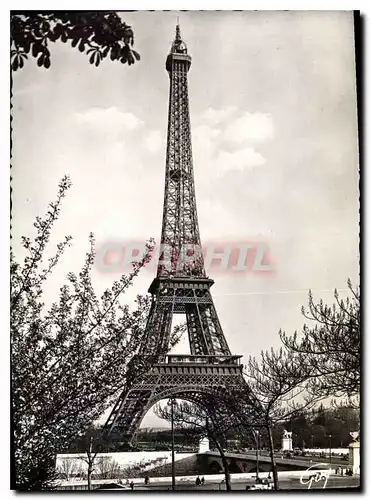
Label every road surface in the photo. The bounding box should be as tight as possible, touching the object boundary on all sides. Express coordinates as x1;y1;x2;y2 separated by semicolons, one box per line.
138;475;359;491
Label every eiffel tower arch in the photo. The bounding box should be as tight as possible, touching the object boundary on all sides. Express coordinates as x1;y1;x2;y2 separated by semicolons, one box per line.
104;24;256;446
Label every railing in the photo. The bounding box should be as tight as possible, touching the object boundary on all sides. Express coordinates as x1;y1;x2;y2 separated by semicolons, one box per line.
164;355;242;365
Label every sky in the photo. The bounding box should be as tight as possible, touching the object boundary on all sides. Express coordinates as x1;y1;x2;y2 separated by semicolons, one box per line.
11;11;359;428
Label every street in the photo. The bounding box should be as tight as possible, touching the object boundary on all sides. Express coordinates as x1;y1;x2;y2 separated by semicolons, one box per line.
137;475;360;491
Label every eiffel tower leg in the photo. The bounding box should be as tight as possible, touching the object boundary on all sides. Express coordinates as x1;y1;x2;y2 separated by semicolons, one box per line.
186;306;209;355
186;290;232;356
104;386;157;446
199;295;231;355
139;300;174;356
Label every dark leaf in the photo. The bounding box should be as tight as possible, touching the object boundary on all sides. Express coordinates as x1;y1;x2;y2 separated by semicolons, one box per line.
127;51;134;65
32;43;42;57
89;52;95;65
37;54;44;67
132;49;141;61
120;45;129;58
23;40;31;54
54;23;63;36
11;57;19;72
42;21;50;33
48;32;59;42
110;45;119;61
44;56;51;69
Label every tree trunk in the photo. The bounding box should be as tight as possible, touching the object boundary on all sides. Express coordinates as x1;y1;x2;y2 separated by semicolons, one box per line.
87;464;93;491
213;438;231;491
267;424;279;490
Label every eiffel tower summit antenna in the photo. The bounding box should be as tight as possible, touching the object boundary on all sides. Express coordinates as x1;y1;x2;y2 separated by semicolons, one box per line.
103;25;257;446
176;16;181;39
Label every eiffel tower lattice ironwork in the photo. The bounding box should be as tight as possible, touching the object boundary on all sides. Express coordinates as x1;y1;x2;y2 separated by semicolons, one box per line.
104;24;255;445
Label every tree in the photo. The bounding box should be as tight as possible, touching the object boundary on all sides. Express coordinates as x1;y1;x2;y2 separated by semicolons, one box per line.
56;457;82;481
11;176;176;490
75;426;112;490
332;403;360;441
154;399;244;491
280;281;360;406
308;403;360;448
278;403;360;450
284;411;311;449
244;347;319;490
95;457;121;480
11;11;140;71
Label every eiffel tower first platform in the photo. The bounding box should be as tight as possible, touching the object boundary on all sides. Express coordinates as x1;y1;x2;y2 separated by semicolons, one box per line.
104;25;255;445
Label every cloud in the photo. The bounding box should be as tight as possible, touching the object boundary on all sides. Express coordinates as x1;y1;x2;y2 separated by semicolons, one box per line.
197;198;242;239
224;112;274;144
200;105;237;126
193;124;221;141
74;106;144;131
215;148;266;175
144;130;163;153
192;111;269;178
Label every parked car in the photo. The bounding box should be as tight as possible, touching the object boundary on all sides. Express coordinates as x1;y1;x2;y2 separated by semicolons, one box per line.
246;483;273;491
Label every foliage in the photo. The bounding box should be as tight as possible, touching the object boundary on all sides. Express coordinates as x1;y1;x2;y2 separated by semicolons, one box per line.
11;11;140;71
94;457;121;480
57;457;83;481
244;346;319;489
75;426;113;489
154;399;238;490
245;347;317;424
243;281;360;488
280;281;360;404
11;176;154;489
271;403;359;449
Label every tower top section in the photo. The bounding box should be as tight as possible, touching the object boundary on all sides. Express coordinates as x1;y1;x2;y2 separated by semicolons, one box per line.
171;22;188;54
166;22;191;72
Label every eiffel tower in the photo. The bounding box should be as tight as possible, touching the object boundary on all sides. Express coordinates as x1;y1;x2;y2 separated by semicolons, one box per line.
104;24;255;445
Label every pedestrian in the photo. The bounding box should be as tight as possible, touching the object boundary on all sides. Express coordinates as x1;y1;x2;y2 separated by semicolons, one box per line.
130;481;134;490
195;476;201;486
201;476;205;485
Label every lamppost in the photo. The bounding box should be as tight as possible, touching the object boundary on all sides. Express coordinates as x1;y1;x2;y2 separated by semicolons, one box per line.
328;434;332;465
167;398;177;491
255;429;260;482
